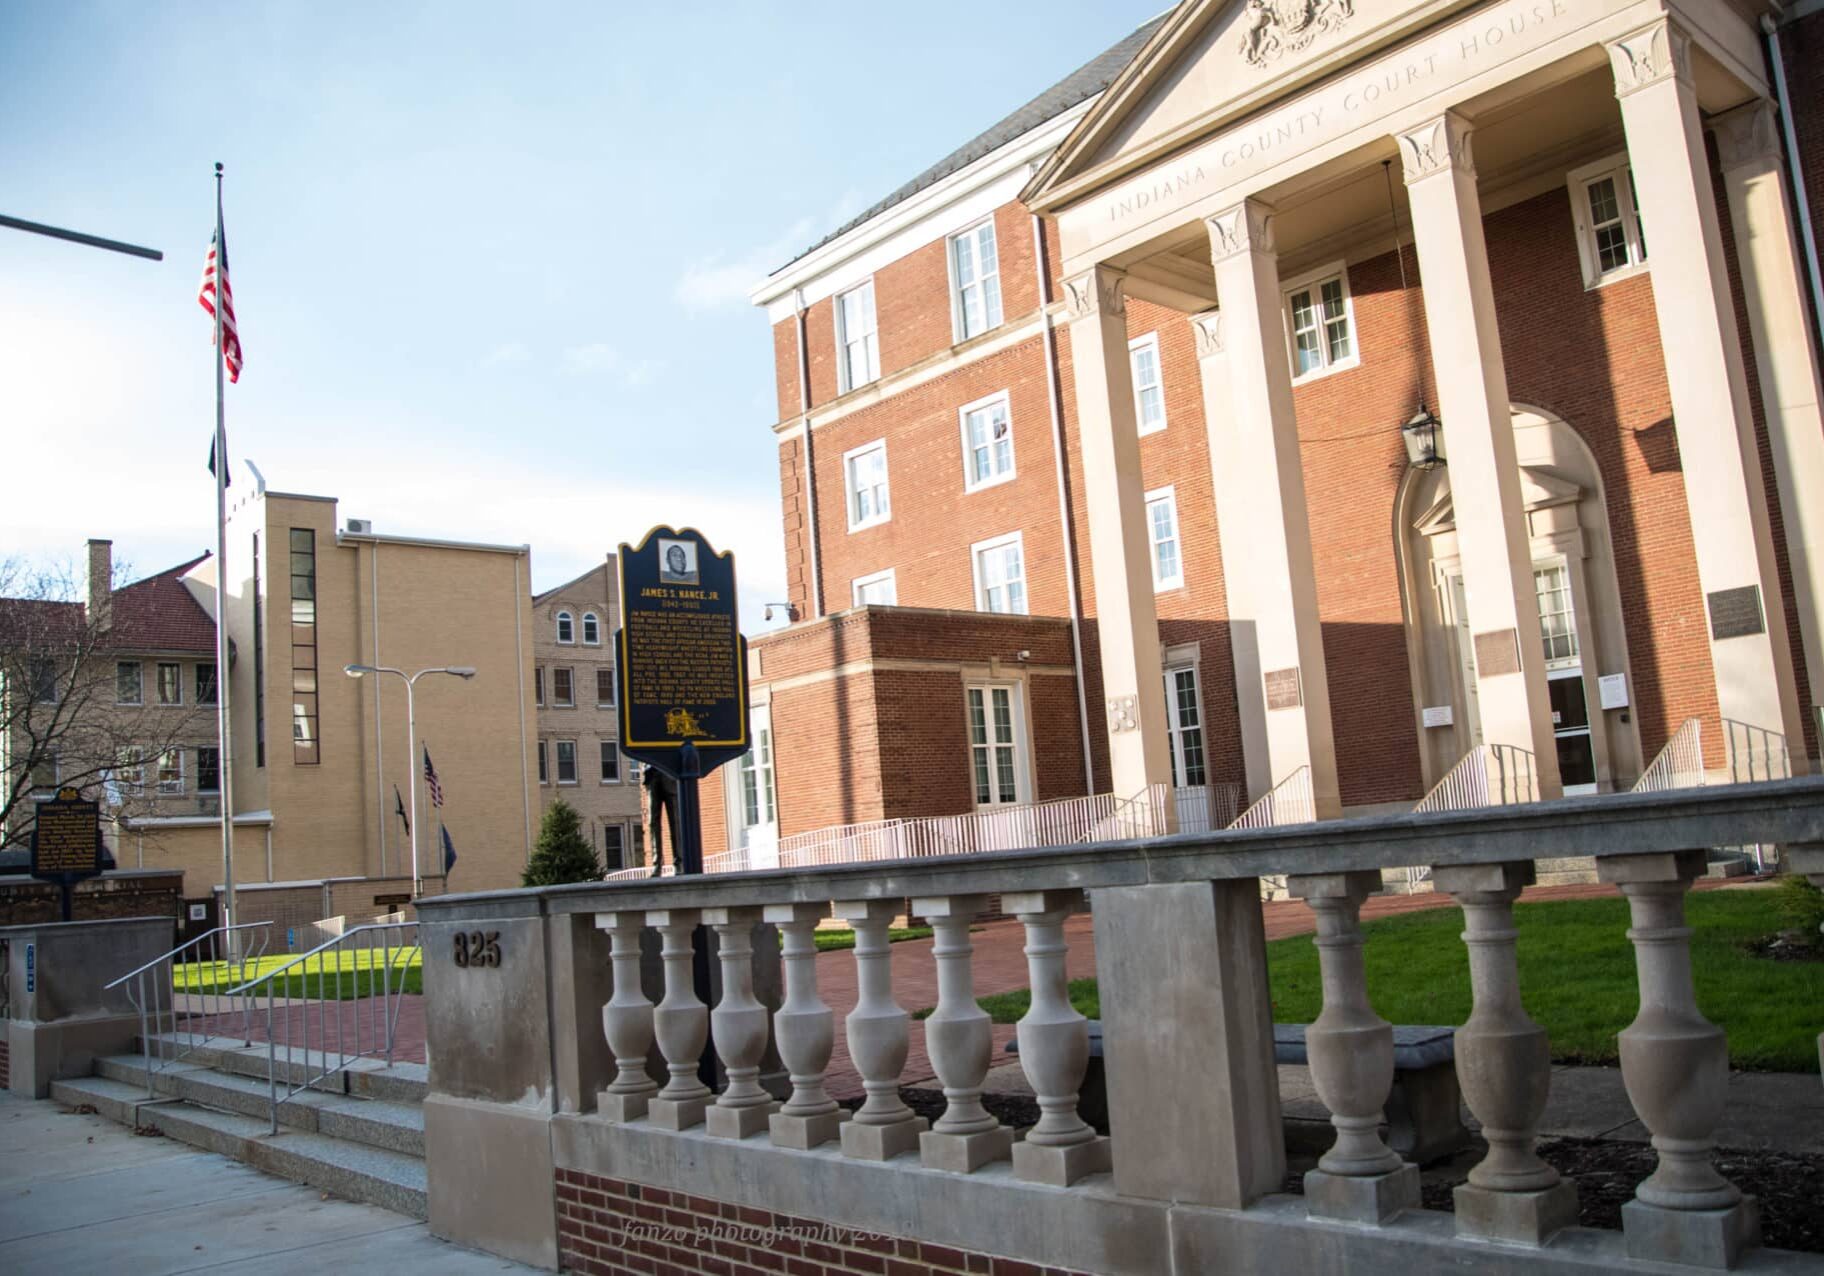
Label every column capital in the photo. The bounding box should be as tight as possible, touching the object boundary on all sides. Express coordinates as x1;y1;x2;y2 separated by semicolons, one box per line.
1712;99;1781;174
1396;112;1475;186
1606;18;1692;100
1063;265;1126;320
1205;200;1276;262
1190;309;1224;360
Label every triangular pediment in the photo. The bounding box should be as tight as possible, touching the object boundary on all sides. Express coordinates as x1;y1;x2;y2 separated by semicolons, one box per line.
1025;0;1468;213
1415;466;1584;536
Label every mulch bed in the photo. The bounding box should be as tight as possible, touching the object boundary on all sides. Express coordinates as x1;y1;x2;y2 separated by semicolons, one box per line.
877;1090;1823;1255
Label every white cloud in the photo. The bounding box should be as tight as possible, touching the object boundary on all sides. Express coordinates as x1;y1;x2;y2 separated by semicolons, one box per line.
674;189;867;312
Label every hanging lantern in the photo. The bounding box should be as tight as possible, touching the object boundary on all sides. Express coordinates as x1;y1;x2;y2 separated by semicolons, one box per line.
1402;404;1445;470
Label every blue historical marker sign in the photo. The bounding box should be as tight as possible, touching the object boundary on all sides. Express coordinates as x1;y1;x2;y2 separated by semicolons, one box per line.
616;526;749;771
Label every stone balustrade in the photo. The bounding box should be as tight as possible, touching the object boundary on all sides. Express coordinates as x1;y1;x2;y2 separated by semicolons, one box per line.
416;778;1824;1274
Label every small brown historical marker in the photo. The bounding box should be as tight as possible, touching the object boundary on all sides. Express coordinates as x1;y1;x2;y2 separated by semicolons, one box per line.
1263;666;1303;711
1707;585;1765;641
30;787;104;921
1473;628;1522;677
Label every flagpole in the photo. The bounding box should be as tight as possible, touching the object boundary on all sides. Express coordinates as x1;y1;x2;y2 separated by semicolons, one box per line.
212;161;238;937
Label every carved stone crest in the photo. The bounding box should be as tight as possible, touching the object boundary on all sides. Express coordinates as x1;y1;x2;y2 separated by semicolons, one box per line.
1238;0;1355;69
1107;694;1139;734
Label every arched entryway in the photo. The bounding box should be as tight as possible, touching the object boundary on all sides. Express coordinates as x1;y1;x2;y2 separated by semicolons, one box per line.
1396;406;1645;794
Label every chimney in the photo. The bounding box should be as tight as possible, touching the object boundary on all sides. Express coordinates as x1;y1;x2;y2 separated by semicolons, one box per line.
87;539;113;631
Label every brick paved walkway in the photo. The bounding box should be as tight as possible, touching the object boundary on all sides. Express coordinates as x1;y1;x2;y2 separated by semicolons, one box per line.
185;878;1754;1098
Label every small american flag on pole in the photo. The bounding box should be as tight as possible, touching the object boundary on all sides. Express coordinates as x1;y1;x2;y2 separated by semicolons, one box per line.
423;745;444;808
197;226;242;382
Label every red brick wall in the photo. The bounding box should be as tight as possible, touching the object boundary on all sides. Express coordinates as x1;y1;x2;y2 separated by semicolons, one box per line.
554;1169;1093;1276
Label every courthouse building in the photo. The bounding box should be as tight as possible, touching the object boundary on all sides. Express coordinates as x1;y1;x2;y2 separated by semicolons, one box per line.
713;0;1824;856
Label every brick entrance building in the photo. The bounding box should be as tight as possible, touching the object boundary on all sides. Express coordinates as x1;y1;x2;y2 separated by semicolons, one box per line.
700;0;1824;860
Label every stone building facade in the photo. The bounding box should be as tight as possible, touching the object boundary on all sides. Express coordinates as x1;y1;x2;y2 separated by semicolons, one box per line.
711;0;1824;854
533;560;644;872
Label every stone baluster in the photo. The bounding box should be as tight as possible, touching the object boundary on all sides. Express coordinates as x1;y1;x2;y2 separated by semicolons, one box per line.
645;908;711;1130
1600;851;1760;1268
1432;863;1577;1244
594;911;658;1122
1288;871;1418;1222
912;893;1012;1172
703;907;780;1139
764;902;848;1149
835;899;927;1159
1003;889;1110;1186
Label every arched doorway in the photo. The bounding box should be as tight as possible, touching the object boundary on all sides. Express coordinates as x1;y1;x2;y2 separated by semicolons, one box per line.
1396;406;1645;794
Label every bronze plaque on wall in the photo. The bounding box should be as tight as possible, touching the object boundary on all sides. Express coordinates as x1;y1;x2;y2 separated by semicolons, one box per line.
1707;585;1765;640
1263;666;1303;710
1473;628;1522;677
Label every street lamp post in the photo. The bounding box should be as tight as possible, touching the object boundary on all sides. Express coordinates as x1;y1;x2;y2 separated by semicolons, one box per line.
345;663;476;897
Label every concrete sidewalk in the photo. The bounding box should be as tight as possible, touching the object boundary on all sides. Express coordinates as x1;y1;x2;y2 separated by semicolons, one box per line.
0;1091;529;1274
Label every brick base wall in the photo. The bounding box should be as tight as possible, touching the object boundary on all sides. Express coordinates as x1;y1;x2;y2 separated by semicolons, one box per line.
555;1170;1092;1276
0;1035;10;1090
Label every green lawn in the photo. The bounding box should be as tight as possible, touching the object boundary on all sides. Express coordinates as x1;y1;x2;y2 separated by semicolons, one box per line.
173;947;423;1000
812;926;933;953
945;888;1822;1073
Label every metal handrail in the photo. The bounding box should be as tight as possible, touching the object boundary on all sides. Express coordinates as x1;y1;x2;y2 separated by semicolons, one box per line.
104;921;273;1096
223;920;420;1133
1633;718;1704;794
1230;765;1315;831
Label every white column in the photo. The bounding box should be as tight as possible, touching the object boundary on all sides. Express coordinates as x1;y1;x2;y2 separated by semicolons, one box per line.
1288;870;1419;1223
594;911;658;1122
703;906;780;1139
1431;862;1578;1245
1608;20;1808;768
1200;204;1342;817
1598;850;1760;1266
1714;99;1824;766
912;893;1012;1172
1397;110;1561;798
644;908;710;1130
1063;265;1174;810
1002;888;1110;1187
763;901;847;1149
834;898;927;1160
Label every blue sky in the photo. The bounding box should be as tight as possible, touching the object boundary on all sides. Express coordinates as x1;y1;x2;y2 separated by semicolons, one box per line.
1;1;1163;629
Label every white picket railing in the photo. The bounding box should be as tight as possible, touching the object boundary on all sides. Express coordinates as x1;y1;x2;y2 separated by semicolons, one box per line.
1724;718;1790;784
1405;745;1538;888
1633;718;1705;794
1229;765;1315;831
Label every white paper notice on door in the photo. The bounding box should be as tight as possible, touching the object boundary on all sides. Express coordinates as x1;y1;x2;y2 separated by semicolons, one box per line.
1598;673;1629;710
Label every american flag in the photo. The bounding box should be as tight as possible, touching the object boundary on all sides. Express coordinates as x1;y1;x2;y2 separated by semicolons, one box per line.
197;226;243;382
423;745;444;808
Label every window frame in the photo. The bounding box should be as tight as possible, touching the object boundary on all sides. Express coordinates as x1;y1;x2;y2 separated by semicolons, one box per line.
552;666;575;708
30;657;59;704
555;739;578;786
196;661;218;705
1532;556;1582;672
1163;662;1209;790
596;666;615;707
947;217;1004;343
599;739;620;784
116;660;143;706
197;745;221;794
971;531;1028;616
1145;486;1185;591
963;680;1030;808
1281;260;1360;384
730;705;778;850
537;740;549;785
834;278;880;393
581;611;601;646
957;390;1016;493
1129;332;1168;436
843;439;892;531
851;568;898;608
157;661;183;707
555;610;575;645
114;747;144;795
1567;152;1648;288
156;747;185;796
534;666;545;707
603;823;626;871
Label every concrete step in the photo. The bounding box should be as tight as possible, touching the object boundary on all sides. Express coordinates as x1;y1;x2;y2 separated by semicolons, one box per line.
49;1074;428;1220
93;1054;424;1156
134;1033;428;1103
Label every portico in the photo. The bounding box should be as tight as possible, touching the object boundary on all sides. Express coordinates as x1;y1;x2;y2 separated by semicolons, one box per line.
1025;0;1823;809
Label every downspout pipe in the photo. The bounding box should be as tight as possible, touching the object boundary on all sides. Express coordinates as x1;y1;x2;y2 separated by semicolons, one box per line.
794;288;825;619
1032;212;1099;796
1765;14;1824;351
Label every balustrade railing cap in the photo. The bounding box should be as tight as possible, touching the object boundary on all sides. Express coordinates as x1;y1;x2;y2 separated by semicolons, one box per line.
410;777;1824;920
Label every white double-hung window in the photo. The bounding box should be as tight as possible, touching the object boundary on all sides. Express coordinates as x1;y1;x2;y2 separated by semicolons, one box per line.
844;440;890;530
1283;262;1357;380
1130;333;1167;434
852;569;897;607
1568;153;1647;286
949;219;1003;340
836;280;879;391
965;683;1025;807
972;531;1027;615
959;391;1014;491
1146;487;1183;590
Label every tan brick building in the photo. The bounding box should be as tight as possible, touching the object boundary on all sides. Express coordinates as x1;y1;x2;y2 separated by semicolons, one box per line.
710;0;1824;855
533;560;643;871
